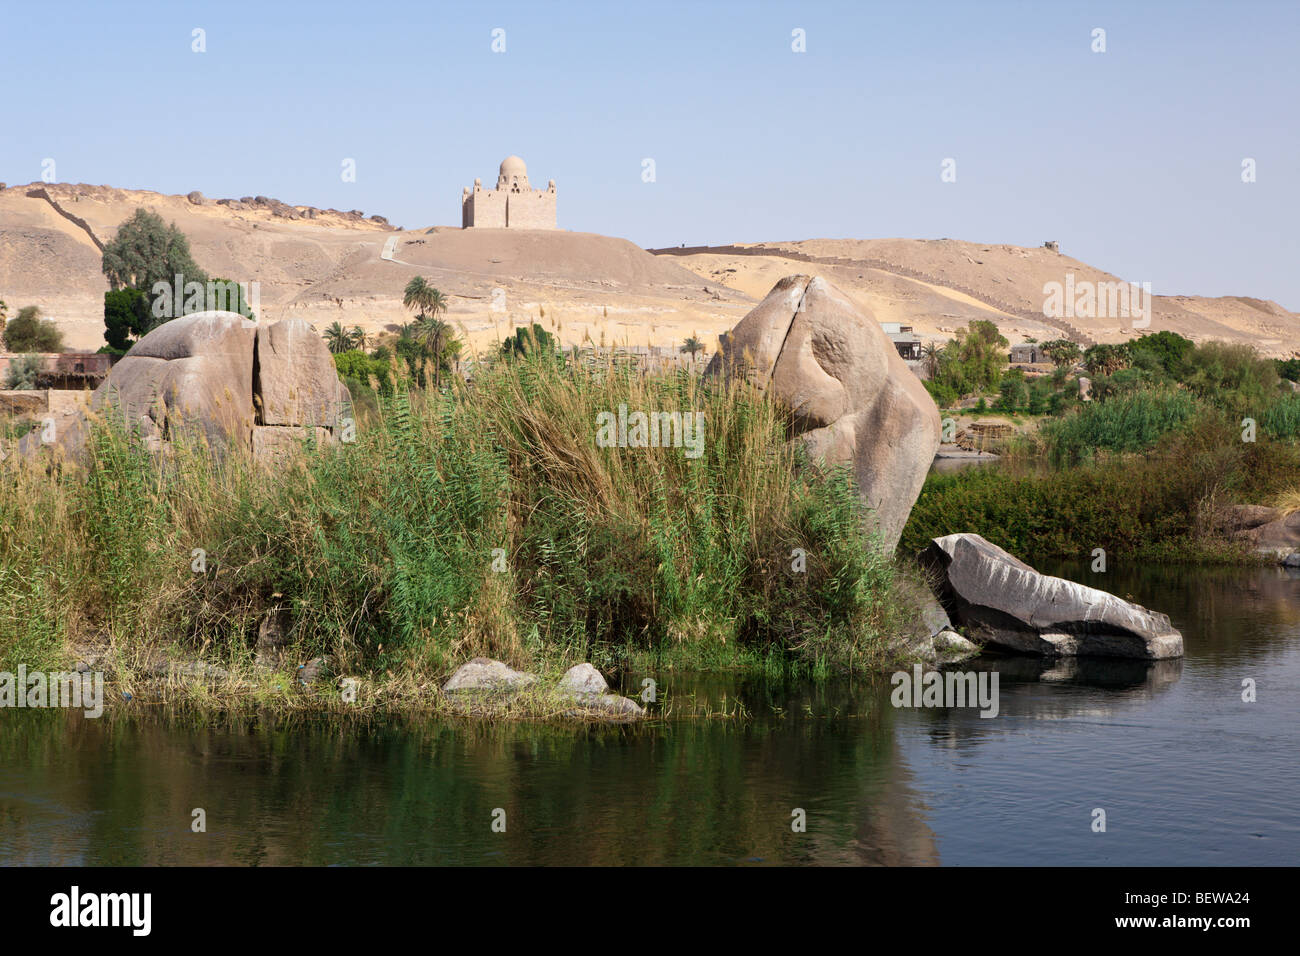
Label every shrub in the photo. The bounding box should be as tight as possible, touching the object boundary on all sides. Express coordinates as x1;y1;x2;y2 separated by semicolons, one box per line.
3;353;43;389
902;419;1298;562
1184;341;1279;417
2;307;63;352
1035;387;1201;462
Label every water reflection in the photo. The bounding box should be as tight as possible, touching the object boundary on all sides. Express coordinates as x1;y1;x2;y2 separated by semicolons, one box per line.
1;563;1297;866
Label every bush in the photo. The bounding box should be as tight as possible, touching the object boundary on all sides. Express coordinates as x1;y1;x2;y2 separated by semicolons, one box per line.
1035;387;1201;462
930;320;1008;397
902;419;1298;562
1261;393;1300;440
1184;341;1279;417
333;350;393;394
2;307;63;352
1274;358;1300;383
3;353;43;389
1131;330;1194;379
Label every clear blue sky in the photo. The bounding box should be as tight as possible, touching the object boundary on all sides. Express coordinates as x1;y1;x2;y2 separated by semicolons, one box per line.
3;0;1298;307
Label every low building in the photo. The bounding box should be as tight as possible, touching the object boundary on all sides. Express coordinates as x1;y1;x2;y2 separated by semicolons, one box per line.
881;323;922;361
0;352;114;389
1009;344;1047;364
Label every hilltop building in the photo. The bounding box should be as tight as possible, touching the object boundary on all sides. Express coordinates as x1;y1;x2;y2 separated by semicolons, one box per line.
461;156;556;229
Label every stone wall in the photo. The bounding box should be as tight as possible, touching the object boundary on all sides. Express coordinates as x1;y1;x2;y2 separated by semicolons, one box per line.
462;187;506;228
462;183;556;229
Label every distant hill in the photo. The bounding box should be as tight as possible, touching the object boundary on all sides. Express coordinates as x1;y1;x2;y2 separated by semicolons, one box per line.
2;182;1296;358
652;239;1300;356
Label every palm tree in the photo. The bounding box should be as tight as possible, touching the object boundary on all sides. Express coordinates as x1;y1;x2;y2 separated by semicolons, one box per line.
403;277;447;323
350;326;369;352
413;316;460;388
323;321;352;355
403;278;451;386
681;335;704;361
921;342;941;379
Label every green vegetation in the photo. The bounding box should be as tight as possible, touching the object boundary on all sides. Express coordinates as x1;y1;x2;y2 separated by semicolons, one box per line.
903;417;1299;563
101;207;208;293
2;306;64;352
99;208;245;349
103;288;150;351
1039;339;1080;368
3;353;43;389
1035;387;1201;462
1274;357;1300;383
924;320;1008;408
1011;332;1296;463
501;322;557;359
0;354;908;683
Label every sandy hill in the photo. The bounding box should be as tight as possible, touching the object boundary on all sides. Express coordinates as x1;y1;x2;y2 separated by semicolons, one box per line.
2;182;1296;358
654;239;1300;355
0;183;749;356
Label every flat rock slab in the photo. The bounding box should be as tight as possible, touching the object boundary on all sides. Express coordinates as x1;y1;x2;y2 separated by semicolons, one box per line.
920;532;1184;660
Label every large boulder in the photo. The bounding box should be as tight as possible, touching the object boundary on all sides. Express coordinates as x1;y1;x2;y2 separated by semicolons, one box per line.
16;312;350;464
706;275;940;551
255;317;348;426
105;311;258;448
920;533;1184;659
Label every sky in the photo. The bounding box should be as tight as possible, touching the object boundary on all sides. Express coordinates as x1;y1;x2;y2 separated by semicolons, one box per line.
3;0;1298;308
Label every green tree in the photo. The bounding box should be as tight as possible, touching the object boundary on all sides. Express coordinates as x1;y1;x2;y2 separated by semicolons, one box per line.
996;369;1029;413
3;307;64;352
920;342;941;379
929;319;1008;397
680;335;704;360
1040;339;1081;368
411;316;459;388
1275;358;1300;383
323;322;354;355
101;207;209;293
1083;343;1132;377
206;278;256;320
1130;330;1195;380
402;276;446;323
103;288;151;352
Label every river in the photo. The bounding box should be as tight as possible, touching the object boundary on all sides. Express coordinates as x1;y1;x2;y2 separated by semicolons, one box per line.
2;561;1296;865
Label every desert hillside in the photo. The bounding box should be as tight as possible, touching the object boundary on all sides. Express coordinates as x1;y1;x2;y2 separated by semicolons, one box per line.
2;182;1297;357
654;239;1300;356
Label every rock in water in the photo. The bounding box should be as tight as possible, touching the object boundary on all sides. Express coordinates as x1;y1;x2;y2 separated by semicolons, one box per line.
920;533;1184;659
706;275;940;552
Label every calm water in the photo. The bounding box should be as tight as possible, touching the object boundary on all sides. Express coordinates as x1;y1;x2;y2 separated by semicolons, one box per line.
2;562;1297;866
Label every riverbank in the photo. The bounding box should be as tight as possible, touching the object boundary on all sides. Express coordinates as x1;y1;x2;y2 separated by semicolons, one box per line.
1;355;934;696
904;417;1300;562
